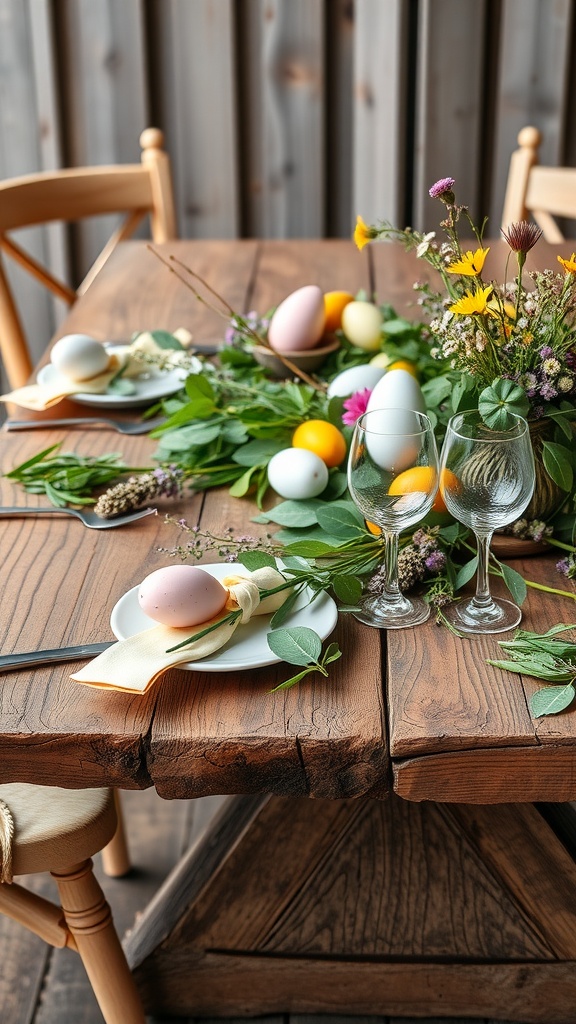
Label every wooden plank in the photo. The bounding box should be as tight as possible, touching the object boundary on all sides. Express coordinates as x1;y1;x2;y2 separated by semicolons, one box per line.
413;0;487;231
395;742;576;804
239;0;325;237
353;0;408;228
489;0;574;233
0;0;58;385
448;802;576;960
132;953;576;1021
159;0;239;239
325;0;355;237
59;0;148;277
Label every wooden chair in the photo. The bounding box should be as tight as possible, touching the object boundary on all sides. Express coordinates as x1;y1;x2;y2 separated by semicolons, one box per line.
501;125;576;242
0;783;144;1023
0;127;177;389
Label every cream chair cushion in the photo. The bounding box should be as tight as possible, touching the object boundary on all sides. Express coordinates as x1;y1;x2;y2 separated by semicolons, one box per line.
0;784;117;876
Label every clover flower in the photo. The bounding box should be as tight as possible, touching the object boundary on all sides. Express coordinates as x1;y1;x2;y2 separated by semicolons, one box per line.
557;554;576;578
428;177;455;202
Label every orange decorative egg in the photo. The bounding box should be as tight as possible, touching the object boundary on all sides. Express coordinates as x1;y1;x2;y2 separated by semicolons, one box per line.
323;290;355;332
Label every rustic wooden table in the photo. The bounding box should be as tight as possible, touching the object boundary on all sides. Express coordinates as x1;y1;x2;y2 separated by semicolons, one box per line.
1;240;576;1022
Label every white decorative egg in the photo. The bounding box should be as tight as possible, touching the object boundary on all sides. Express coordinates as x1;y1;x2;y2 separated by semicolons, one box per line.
268;285;326;353
267;447;329;499
51;334;110;382
326;364;385;398
341;301;383;351
138;565;228;628
363;407;423;472
366;368;426;415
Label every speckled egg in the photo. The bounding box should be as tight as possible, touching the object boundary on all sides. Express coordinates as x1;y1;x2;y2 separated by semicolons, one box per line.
50;334;111;382
267;285;326;353
138;565;228;628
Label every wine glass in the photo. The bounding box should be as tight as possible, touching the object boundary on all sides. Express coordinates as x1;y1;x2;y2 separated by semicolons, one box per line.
347;408;439;628
439;409;535;634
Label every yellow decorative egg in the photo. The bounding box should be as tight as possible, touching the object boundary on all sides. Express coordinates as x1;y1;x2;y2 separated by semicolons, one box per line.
341;301;383;351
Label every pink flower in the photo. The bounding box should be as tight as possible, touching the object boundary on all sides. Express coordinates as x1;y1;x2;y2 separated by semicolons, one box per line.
342;388;372;426
429;177;455;201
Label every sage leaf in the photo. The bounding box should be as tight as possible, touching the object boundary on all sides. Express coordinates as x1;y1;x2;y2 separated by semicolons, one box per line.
258;500;321;528
148;330;184;350
239;551;277;571
332;574;363;604
455;555;478;590
542;441;573;492
316;501;366;538
228;465;260;497
323;642;343;666
268;667;314;693
267;626;322;667
500;562;527;605
530;682;576;718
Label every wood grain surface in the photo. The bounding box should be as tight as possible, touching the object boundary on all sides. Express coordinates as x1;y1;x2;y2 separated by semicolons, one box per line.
0;240;387;799
1;239;575;804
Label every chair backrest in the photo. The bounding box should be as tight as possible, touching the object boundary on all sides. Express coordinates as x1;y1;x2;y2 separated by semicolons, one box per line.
501;125;576;244
0;127;177;389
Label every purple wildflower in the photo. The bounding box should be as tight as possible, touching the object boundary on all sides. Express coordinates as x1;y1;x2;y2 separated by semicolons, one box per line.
501;222;542;254
429;177;456;202
557;556;576;579
540;346;554;359
425;550;447;573
342;388;372;426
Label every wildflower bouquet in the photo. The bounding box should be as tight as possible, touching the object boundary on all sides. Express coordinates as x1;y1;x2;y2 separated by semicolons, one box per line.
355;178;576;542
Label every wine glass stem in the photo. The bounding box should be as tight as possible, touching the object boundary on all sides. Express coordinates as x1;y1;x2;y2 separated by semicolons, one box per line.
382;530;404;604
473;531;494;608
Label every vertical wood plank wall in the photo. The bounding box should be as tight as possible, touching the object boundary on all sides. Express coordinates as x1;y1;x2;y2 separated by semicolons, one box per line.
0;0;575;369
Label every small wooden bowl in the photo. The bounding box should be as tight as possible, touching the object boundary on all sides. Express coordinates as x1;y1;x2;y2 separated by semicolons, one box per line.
252;336;340;377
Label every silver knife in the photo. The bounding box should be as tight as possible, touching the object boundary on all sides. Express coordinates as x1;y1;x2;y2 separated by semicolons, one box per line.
0;642;114;672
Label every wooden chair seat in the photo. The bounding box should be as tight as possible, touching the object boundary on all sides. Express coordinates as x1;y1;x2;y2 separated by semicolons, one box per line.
0;126;177;389
502;125;576;242
0;784;144;1023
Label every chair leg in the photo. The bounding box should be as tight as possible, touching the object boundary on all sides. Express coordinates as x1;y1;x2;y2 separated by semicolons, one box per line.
101;791;131;878
52;859;144;1024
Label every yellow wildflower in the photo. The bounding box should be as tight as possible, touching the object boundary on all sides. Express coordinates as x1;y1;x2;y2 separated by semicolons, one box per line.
558;253;576;273
449;285;493;316
354;215;375;251
446;247;490;276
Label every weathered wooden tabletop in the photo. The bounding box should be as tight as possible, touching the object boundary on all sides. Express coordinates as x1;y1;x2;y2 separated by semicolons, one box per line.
1;239;575;804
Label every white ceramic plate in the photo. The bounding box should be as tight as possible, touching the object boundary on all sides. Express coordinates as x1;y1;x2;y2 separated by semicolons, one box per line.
37;346;185;408
110;563;338;673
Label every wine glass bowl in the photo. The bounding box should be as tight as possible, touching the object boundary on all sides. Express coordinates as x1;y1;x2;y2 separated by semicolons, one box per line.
348;409;439;629
439;410;535;634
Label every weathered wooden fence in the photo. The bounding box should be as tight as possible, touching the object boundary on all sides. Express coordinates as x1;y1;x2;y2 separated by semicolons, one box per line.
0;0;575;369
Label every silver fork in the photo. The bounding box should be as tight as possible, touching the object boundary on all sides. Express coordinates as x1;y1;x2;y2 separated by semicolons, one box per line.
5;416;166;435
0;506;157;529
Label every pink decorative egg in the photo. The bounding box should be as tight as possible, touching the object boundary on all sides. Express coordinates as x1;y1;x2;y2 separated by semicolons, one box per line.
267;285;326;352
138;565;228;627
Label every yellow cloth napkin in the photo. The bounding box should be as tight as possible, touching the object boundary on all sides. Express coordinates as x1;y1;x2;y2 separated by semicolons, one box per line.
0;329;193;411
70;566;288;694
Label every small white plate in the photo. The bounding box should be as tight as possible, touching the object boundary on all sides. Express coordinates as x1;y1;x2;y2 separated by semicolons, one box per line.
37;346;185;408
110;563;338;673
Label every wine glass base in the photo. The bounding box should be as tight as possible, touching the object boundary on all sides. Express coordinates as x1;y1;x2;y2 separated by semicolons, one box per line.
353;594;431;630
443;597;522;635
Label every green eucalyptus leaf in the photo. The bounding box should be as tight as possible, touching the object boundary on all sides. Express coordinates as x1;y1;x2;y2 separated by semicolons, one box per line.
148;330;185;350
322;642;343;666
269;589;302;628
542;442;573;492
238;551;277;571
258;500;322;528
530;682;575;718
268;667;314;692
267;626;322;667
228;465;260;497
233;439;283;466
332;574;363;604
316;501;366;538
455;555;478;590
280;539;342;557
499;563;527;605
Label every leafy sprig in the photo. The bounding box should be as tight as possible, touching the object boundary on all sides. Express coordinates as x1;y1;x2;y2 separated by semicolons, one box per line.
488;624;576;717
5;445;150;507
